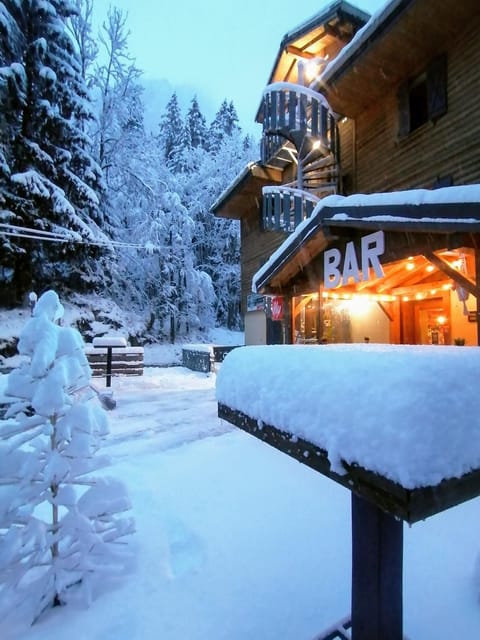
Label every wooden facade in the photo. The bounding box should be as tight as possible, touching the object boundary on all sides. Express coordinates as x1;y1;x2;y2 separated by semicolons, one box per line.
212;0;480;346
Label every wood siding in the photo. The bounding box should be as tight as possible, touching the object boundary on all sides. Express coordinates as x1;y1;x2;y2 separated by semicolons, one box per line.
240;209;286;314
353;14;480;192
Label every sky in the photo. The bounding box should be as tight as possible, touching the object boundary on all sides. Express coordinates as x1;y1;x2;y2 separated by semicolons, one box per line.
91;0;387;136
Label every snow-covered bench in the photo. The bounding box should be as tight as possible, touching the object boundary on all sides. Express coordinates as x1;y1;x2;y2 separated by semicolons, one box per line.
85;337;144;385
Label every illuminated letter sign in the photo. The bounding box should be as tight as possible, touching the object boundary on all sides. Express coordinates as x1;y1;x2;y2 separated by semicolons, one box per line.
324;230;385;289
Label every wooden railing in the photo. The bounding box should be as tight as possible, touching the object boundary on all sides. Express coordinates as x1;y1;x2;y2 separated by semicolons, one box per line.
260;134;289;166
261;82;337;155
262;186;320;232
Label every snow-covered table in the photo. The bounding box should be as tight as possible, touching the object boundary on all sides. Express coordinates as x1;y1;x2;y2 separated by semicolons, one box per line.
89;336;129;387
217;344;480;640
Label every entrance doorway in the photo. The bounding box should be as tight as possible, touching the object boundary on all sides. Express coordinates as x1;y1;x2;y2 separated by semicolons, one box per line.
401;296;450;345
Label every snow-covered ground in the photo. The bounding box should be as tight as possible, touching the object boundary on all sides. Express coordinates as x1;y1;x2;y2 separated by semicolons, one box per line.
1;338;479;639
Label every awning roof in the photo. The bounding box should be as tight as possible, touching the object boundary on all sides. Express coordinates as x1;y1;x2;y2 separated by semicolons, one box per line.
210;163;282;220
253;185;480;292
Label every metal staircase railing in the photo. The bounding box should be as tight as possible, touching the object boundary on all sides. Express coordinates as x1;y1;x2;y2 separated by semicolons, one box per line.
262;185;320;232
261;82;337;156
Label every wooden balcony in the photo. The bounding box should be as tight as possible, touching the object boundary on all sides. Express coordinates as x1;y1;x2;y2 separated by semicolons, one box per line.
261;82;337;157
262;186;321;233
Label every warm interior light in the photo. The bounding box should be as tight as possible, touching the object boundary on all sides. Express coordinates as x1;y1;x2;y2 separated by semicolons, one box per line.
437;315;447;325
426;264;435;272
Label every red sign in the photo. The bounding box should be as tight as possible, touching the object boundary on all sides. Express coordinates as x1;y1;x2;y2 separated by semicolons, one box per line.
271;296;284;320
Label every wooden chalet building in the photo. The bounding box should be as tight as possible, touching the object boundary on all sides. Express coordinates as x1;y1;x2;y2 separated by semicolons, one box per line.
211;0;480;346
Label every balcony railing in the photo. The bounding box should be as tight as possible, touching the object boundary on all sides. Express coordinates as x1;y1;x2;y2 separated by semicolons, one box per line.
261;82;336;155
262;186;320;233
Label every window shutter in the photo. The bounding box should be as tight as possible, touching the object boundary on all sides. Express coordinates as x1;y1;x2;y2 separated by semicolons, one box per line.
427;54;447;121
397;81;410;137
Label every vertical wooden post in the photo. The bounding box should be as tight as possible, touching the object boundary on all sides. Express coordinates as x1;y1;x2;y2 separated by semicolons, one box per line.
475;243;480;346
351;494;403;640
106;346;113;388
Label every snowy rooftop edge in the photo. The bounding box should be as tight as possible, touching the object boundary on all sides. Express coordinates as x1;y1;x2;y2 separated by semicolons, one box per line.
252;184;480;292
210;162;256;212
320;0;404;85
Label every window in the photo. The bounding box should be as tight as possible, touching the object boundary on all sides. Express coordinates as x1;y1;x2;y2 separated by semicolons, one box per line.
398;54;447;136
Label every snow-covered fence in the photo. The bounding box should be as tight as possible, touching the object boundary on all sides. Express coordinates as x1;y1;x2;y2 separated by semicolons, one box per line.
182;345;241;373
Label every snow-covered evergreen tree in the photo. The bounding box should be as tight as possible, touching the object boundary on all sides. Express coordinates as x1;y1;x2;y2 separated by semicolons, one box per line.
186;95;207;150
0;290;134;631
0;0;109;304
207;99;240;153
158;92;184;163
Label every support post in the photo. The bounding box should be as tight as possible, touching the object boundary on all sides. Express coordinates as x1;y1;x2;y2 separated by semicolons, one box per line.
351;494;403;640
106;347;113;387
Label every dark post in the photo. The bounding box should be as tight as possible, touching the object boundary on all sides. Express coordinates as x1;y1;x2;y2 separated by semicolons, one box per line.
351;494;403;640
105;347;113;388
475;243;480;346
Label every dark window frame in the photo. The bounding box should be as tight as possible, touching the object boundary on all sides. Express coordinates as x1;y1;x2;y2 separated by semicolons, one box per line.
398;54;448;137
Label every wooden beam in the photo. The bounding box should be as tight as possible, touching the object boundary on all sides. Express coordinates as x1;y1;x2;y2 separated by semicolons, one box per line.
423;251;480;298
377;301;394;322
218;403;480;524
285;45;315;59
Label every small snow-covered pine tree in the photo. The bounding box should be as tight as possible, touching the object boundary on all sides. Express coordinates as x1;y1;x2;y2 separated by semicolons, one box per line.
0;290;134;631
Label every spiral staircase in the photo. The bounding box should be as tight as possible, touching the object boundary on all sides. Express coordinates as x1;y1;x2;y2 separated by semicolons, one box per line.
259;82;339;233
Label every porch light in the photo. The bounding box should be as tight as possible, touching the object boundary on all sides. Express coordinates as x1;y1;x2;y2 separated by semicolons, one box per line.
304;55;329;84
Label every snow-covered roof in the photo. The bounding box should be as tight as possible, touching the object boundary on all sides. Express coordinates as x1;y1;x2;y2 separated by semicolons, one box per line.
320;0;405;86
253;185;480;293
217;343;480;497
210;162;256;214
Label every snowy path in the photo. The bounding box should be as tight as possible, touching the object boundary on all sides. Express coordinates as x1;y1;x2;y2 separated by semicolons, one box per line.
2;365;480;639
105;379;232;455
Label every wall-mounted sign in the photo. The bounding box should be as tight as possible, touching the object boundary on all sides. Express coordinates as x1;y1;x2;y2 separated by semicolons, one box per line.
271;296;284;320
324;230;385;289
247;293;266;312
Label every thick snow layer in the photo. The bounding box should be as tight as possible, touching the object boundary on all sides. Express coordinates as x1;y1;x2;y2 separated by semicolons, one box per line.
92;336;128;348
216;344;480;489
